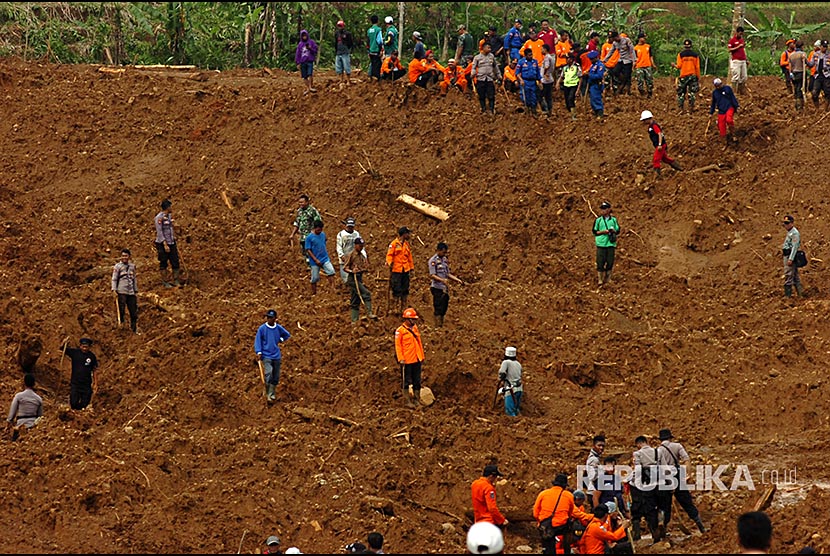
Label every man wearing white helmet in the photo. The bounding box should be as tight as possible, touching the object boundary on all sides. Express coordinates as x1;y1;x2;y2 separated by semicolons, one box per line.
466;521;504;554
640;110;682;178
498;346;523;416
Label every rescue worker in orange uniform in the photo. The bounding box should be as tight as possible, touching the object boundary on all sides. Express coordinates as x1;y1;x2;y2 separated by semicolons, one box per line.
440;58;468;94
521;26;546;65
534;473;591;555
780;39;795;93
395;307;425;408
381;50;406;81
471;464;509;526
600;34;620;93
386;226;414;314
580;503;630;554
503;58;520;94
554;30;573;81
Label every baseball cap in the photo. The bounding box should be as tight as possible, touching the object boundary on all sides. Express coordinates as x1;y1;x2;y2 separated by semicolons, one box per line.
466;521;504;554
514;18;523;25
412;31;421;39
266;536;281;546
398;226;411;235
448;58;456;64
345;217;355;226
783;215;795;224
599;201;611;209
713;77;723;86
345;542;366;553
385;16;393;24
266;309;277;318
483;464;503;477
457;24;466;31
587;50;599;60
815;40;823;47
80;338;93;346
285;549;302;555
354;237;365;245
823;40;829;47
336;20;345;28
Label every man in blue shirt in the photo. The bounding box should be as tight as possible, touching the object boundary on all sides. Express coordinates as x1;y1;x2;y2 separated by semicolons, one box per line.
504;19;524;62
254;309;291;402
305;220;336;295
516;48;542;115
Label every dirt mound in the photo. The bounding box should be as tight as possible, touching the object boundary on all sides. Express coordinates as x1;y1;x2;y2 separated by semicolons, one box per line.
1;57;829;553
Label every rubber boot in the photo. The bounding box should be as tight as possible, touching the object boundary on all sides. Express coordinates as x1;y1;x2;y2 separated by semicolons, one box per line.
173;268;182;287
365;300;377;319
130;318;137;333
350;308;360;323
795;283;805;297
404;387;415;408
435;315;443;327
784;285;793;297
413;389;422;409
669;161;683;171
266;384;276;402
161;269;174;288
695;518;706;533
597;271;605;286
604;270;612;284
570;108;576;121
631;521;642;541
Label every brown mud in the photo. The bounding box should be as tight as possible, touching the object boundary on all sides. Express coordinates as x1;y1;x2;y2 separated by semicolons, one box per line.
1;58;829;553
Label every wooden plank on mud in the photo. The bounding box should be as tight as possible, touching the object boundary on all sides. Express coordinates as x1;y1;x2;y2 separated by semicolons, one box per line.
396;194;449;222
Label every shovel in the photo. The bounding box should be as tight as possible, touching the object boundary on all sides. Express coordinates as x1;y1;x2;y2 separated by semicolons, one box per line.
256;360;268;404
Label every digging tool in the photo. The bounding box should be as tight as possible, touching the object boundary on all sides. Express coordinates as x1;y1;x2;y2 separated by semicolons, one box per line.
671;499;691;535
256;359;268;403
60;336;69;369
492;378;504;409
115;295;122;326
615;510;636;554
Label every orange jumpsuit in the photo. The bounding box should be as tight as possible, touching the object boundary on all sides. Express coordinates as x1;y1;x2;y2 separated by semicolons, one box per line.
580;517;627;554
440;64;468;93
471;477;506;525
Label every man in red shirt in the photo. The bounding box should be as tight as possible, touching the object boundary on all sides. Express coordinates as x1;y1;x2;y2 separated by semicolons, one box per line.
727;25;748;95
538;19;558;53
471;464;509;527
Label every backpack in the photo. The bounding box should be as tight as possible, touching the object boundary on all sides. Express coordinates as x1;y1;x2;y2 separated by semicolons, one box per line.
795;250;808;268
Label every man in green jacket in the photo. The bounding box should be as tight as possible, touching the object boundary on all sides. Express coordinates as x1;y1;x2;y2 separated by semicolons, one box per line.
593;201;620;287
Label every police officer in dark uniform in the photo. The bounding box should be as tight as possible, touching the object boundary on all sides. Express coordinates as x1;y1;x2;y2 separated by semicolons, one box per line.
62;338;99;410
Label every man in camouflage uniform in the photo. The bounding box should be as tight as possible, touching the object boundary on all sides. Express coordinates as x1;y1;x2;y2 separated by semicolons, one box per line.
288;194;322;260
671;39;701;112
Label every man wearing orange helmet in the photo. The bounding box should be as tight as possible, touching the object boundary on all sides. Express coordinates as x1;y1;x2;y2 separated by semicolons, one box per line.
395;308;425;408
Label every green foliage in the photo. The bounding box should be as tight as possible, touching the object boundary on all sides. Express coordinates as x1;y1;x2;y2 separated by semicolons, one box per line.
0;1;824;75
747;8;827;54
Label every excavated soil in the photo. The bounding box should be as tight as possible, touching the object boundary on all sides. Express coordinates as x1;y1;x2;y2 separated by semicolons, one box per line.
1;57;830;554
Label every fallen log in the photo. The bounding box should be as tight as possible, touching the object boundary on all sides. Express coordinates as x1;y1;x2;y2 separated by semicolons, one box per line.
689;163;723;173
97;67;126;75
750;484;776;512
396;194;449;222
133;64;198;70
